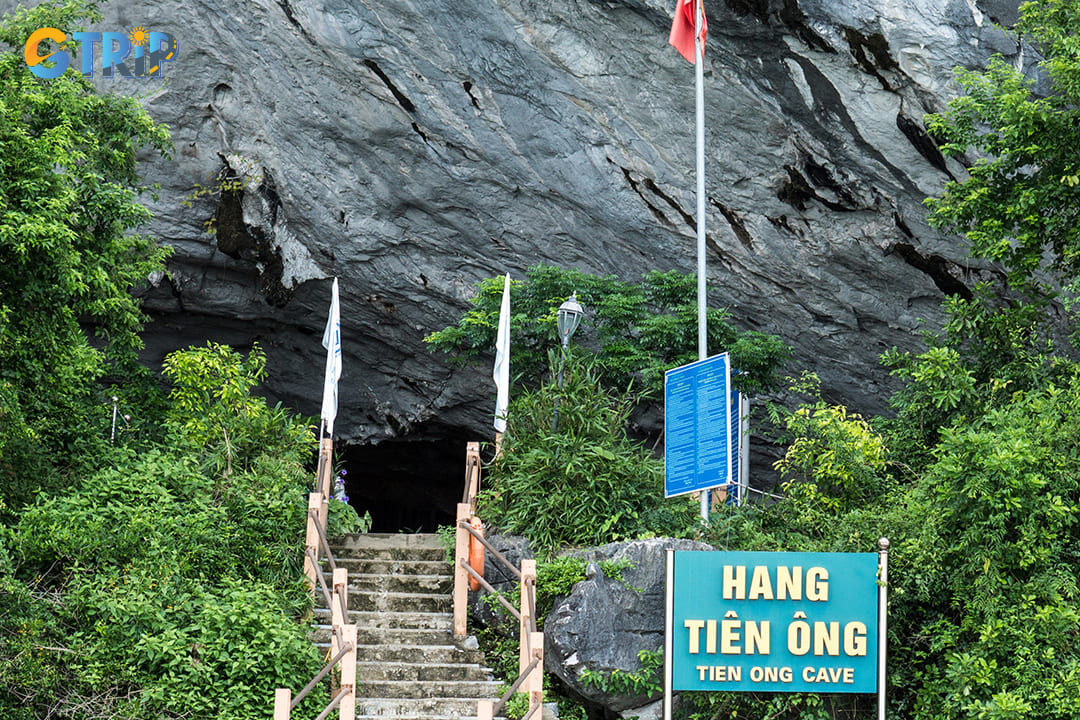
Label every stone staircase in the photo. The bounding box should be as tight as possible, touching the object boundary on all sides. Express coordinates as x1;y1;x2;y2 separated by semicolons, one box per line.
314;533;503;720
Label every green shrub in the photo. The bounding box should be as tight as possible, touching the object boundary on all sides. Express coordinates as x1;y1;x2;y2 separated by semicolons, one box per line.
479;357;697;555
2;344;327;719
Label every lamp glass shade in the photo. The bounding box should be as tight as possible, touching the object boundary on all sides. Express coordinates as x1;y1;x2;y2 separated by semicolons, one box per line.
557;293;584;345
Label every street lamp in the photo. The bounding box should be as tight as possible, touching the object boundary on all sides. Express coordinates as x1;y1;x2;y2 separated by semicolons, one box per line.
552;292;584;431
557;293;584;350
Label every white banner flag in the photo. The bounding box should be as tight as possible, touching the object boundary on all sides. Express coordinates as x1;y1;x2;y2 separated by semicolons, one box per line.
493;273;511;433
321;278;341;436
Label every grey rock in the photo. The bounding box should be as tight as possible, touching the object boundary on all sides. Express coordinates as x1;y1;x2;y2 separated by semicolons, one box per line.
620;699;664;720
86;1;1020;470
545;538;712;712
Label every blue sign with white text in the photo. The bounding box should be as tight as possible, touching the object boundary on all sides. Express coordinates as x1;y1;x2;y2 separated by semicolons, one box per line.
664;353;732;498
670;551;879;693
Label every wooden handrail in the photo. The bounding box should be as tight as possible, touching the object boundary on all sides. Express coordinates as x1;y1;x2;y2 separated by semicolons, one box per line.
460;559;521;620
291;643;352;709
492;654;542;715
314;687;352;720
308;508;339;574
458;520;522;579
307;547;344;648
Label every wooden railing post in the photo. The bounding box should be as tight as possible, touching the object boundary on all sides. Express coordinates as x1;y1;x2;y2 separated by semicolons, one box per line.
528;631;544;715
317;437;333;528
304;493;322;592
454;502;470;637
331;568;348;657
340;624;357;720
477;699;495;720
519;559;536;676
273;688;291;719
465;441;481;509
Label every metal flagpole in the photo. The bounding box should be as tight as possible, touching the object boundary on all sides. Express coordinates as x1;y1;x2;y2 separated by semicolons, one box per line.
663;549;674;720
878;537;890;720
694;0;710;522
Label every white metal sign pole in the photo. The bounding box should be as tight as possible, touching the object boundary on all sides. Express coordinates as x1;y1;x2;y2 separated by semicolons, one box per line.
878;537;890;720
738;393;750;506
664;549;674;720
694;0;710;523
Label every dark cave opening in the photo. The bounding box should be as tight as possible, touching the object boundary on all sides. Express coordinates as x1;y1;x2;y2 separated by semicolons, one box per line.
337;430;477;533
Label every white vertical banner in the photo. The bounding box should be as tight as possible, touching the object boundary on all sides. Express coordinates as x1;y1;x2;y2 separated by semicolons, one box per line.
321;278;342;437
493;273;511;433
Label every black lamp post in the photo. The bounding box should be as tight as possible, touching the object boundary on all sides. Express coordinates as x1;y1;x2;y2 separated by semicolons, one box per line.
551;293;584;432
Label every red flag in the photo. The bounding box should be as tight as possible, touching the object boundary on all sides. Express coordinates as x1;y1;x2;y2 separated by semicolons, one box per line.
669;0;707;64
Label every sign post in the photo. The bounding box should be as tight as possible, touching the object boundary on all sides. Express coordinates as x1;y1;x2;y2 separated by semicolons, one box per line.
664;549;886;719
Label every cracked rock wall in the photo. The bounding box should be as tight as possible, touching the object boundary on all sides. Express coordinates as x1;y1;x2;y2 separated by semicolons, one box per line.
76;0;1022;458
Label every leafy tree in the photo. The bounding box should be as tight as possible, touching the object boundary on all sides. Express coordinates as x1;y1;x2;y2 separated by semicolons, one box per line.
0;0;171;508
924;0;1080;290
771;373;890;516
425;264;791;396
880;286;1075;473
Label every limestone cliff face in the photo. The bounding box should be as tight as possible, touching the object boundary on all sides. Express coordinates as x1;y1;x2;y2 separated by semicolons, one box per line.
94;0;1019;449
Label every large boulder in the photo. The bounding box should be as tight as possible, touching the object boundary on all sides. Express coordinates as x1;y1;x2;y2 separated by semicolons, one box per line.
545;538;712;713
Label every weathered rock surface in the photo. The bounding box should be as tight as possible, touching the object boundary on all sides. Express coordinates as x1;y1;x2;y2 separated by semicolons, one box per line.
83;1;1024;470
545;538;713;712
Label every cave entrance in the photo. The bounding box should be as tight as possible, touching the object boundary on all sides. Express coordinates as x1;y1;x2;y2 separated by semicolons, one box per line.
338;431;474;533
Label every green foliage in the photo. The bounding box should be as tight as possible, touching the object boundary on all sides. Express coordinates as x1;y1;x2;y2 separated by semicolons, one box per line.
599;557;639;591
500;689;530;720
327;497;372;536
162;342;317;473
425;264;791;395
771;373;889;516
479;357;698;555
0;0;172;504
888;374;1080;720
535;556;588;614
924;0;1080;289
1;345;327;719
880;288;1073;473
436;523;457;564
580;648;664;699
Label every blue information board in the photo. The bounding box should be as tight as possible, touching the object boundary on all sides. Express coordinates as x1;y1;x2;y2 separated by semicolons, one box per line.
664;353;732;498
669;551;879;693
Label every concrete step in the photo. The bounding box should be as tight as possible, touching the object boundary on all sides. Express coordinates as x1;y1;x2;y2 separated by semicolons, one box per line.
354;643;487;666
353;626;465;648
333;532;445;550
327;571;453;594
360;679;503;699
330;533;446;562
355;697;501;718
342;591;450;614
354;717;504;720
312;608;453;630
355;662;494;682
331;557;451;576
